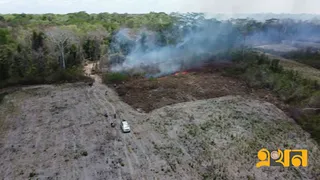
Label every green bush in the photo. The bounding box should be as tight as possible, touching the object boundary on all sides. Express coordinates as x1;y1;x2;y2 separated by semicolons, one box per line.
148;77;157;81
102;72;129;84
45;67;92;83
0;66;92;88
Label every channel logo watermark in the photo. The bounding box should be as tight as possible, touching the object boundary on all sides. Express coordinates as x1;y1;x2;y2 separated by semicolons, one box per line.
256;148;308;168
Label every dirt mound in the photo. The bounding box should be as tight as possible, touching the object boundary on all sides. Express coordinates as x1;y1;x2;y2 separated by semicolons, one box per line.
144;96;320;179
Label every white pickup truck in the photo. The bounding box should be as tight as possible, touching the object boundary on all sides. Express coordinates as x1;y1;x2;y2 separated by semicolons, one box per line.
120;120;131;133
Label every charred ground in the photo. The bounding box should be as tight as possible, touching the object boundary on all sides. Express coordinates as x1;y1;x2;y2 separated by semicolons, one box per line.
111;63;287;113
105;50;320;145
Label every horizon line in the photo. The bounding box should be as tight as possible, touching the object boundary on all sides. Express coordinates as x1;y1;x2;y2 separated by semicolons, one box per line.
1;11;320;15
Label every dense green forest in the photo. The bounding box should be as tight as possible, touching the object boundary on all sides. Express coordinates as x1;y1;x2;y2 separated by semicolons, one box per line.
0;12;177;87
1;11;320;88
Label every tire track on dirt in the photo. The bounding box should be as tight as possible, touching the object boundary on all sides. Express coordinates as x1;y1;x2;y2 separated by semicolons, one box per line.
92;88;114;121
84;64;158;179
86;86;103;116
69;85;92;179
130;129;152;170
53;84;91;179
78;84;114;179
86;83;128;180
77;86;91;179
51;86;66;179
92;86;134;179
96;86;117;116
106;95;153;178
86;86;114;179
59;86;76;179
87;79;143;179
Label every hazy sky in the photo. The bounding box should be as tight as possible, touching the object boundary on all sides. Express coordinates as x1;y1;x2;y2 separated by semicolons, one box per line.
0;0;319;14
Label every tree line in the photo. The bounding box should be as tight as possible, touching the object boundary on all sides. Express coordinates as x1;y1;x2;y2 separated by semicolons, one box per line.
0;12;177;87
1;12;320;87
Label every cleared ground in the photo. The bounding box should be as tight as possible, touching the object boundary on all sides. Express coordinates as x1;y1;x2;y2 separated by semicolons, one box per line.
0;81;149;180
0;63;319;180
146;96;320;179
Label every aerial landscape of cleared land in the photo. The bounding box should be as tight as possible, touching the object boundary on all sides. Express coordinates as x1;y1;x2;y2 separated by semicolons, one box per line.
0;11;320;180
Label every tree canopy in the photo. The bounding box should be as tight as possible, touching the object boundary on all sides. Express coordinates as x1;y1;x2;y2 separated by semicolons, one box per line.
0;11;320;88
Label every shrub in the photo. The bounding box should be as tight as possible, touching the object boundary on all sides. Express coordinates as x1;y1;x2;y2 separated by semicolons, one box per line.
81;150;88;156
148;77;157;81
283;49;320;69
102;72;129;84
0;66;93;88
45;67;92;83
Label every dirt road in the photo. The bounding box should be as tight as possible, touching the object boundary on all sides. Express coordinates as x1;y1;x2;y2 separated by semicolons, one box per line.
0;63;319;180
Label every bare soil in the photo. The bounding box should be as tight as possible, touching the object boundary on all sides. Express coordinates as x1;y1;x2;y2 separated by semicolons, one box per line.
145;96;320;180
0;63;319;180
0;80;149;180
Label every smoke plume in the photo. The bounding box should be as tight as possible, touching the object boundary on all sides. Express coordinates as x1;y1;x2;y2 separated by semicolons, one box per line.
107;13;320;77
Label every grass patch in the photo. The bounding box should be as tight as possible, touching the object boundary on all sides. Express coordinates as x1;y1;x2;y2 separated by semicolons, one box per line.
185;124;201;137
0;66;93;89
45;67;93;84
148;77;157;82
294;113;320;141
102;72;129;84
283;49;320;69
223;49;320;144
224;50;319;105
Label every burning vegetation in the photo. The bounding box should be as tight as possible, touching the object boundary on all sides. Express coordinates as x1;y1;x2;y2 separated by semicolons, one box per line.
103;49;320;144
